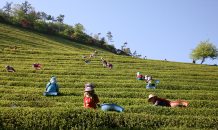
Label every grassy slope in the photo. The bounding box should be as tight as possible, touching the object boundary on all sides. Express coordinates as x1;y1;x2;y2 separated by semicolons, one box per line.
0;23;218;129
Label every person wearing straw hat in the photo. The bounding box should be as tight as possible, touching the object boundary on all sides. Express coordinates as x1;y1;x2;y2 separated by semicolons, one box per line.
148;94;188;107
83;83;100;109
46;77;59;92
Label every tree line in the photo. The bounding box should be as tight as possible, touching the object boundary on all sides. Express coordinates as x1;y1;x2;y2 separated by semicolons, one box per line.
0;1;142;57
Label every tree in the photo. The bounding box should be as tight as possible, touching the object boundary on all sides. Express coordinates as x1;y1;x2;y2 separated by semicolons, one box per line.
189;39;218;64
10;4;37;23
121;42;127;51
51;16;56;23
74;23;85;32
89;32;93;37
24;6;37;23
63;28;74;36
116;49;124;54
57;14;65;33
11;4;22;13
34;20;46;32
106;31;113;44
94;34;99;40
46;15;52;22
132;51;141;58
94;33;101;40
41;12;47;21
100;37;105;45
98;33;101;39
10;4;24;21
21;1;31;14
27;6;37;20
73;23;86;42
46;26;56;34
123;48;131;55
3;2;13;15
0;8;4;15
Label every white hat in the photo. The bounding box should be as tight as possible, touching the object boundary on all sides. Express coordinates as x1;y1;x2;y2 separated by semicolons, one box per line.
148;94;157;102
137;72;140;75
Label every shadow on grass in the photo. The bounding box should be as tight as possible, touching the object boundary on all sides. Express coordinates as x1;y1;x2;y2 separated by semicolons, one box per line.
43;92;79;97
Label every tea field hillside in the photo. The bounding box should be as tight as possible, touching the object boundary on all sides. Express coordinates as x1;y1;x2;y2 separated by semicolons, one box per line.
0;23;218;129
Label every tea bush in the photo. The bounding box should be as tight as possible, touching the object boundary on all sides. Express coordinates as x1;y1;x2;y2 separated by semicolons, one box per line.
0;23;218;129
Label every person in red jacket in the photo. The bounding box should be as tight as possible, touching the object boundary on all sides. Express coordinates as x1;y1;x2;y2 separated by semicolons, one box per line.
148;94;188;107
85;60;91;63
108;63;113;68
137;72;143;80
83;83;100;109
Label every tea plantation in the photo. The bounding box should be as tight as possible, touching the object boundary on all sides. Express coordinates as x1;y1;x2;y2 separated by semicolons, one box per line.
0;23;218;129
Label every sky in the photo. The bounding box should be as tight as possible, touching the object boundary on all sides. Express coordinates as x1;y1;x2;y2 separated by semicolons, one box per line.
2;0;218;65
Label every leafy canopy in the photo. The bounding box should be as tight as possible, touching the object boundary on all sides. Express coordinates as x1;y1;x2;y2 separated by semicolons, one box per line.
189;39;218;64
3;2;13;14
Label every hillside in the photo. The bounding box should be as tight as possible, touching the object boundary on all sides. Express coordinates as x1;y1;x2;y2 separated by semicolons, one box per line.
0;23;218;129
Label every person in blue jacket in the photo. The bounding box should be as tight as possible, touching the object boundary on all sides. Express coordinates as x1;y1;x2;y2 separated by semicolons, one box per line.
46;77;59;92
5;65;15;72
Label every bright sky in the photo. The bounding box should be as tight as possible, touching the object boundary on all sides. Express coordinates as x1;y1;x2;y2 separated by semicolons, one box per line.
3;0;218;65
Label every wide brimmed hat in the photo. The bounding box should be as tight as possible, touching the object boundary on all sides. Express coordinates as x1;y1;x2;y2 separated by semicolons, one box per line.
137;72;140;75
85;83;93;88
84;83;94;91
84;87;94;91
148;94;157;102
